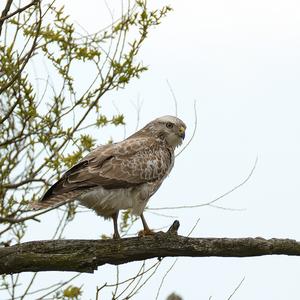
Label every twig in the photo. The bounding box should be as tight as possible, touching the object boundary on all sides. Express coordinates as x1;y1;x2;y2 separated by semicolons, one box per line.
0;0;38;23
227;277;245;300
149;156;258;211
166;79;178;117
0;0;13;35
176;99;198;157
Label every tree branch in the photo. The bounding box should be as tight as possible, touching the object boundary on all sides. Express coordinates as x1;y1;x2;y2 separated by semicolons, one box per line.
0;0;38;23
1;221;300;275
0;0;41;95
0;0;13;36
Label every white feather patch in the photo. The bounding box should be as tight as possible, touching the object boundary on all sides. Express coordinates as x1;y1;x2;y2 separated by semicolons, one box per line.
79;185;151;218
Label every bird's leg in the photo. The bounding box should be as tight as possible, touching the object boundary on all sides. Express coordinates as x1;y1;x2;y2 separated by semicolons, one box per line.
141;213;150;232
112;211;120;239
139;213;154;236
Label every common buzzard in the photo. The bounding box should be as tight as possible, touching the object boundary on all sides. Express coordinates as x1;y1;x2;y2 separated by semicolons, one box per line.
33;115;186;238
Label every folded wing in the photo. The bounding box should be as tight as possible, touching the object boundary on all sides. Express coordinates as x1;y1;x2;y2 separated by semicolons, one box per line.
35;137;171;208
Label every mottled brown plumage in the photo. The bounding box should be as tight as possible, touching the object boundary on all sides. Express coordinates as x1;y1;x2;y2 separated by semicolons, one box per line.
33;115;186;238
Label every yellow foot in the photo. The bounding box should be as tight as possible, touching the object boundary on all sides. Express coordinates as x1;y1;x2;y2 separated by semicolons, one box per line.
138;229;155;237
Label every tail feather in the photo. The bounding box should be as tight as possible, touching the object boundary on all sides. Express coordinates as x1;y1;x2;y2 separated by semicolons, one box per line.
29;190;84;210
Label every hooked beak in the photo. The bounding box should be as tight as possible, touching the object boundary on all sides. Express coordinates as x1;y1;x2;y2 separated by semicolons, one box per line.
179;126;185;140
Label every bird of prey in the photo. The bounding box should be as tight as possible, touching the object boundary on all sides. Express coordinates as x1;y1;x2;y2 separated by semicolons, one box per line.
33;115;186;238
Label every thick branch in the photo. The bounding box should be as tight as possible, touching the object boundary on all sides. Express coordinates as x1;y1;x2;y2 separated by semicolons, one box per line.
1;221;300;275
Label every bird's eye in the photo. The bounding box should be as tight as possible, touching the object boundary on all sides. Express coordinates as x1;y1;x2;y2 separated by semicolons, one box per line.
166;122;173;129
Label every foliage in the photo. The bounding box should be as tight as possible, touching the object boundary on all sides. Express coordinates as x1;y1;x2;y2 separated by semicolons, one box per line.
0;0;170;298
63;285;82;299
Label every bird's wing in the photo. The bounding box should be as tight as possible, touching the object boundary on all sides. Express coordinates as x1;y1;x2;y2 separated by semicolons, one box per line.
38;137;172;207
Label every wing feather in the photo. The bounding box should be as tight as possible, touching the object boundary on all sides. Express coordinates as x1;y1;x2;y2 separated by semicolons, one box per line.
40;137;172;205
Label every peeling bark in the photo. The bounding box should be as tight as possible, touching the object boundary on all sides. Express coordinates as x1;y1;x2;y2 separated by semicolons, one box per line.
1;221;300;275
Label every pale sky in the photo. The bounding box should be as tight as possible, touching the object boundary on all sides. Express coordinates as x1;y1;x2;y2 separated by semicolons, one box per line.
7;0;300;299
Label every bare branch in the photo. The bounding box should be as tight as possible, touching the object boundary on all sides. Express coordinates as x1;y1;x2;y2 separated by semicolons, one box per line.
1;178;47;189
166;80;178;117
227;277;245;300
0;0;38;23
149;156;258;211
1;221;300;275
0;0;13;35
0;199;73;224
176;99;198;157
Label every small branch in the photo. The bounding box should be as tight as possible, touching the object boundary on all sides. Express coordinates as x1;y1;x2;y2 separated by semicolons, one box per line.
0;0;13;35
0;0;41;95
1;178;47;189
227;277;245;300
0;199;73;224
0;96;20;124
0;215;40;224
0;0;38;23
149;156;258;211
1;221;300;275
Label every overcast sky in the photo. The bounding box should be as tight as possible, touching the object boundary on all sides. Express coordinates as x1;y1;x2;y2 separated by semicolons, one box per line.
14;0;300;299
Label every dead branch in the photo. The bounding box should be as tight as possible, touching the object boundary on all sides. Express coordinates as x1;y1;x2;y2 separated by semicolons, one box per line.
1;221;300;275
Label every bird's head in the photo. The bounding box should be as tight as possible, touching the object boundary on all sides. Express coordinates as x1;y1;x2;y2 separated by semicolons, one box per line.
146;115;186;148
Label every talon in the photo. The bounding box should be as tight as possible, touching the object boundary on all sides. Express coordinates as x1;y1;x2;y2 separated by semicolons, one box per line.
138;229;155;237
113;232;121;239
140;213;154;237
